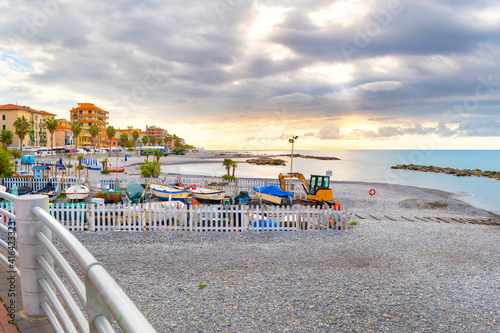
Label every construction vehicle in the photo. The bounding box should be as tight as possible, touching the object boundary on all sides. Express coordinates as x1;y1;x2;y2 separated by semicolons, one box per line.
278;173;338;206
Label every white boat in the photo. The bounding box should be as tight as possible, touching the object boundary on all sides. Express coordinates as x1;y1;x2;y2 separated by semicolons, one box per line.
253;186;293;206
190;187;225;203
150;183;189;202
65;185;90;200
0;185;6;192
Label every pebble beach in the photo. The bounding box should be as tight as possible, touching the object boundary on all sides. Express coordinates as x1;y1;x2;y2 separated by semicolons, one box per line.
42;154;499;332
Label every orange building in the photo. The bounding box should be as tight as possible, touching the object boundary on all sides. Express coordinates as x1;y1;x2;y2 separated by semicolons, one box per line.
69;103;110;147
54;125;74;147
146;125;167;139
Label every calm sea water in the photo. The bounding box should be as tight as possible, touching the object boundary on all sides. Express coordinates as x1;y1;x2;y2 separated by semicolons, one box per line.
162;150;500;214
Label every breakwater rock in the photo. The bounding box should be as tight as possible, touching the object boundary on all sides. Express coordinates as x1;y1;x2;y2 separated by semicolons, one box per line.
246;157;286;166
279;154;340;161
391;164;500;180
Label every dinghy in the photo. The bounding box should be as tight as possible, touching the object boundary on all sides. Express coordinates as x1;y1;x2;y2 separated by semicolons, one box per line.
190;187;225;203
65;185;90;201
253;186;293;206
150;183;189;202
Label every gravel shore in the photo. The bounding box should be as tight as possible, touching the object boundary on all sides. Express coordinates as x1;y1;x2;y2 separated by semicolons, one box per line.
70;220;500;333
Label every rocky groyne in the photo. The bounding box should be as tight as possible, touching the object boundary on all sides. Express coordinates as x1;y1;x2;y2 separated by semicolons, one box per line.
246;157;286;166
391;164;500;180
278;154;340;161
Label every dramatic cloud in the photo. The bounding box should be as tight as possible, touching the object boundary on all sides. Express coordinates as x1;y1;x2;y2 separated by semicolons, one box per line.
0;0;500;149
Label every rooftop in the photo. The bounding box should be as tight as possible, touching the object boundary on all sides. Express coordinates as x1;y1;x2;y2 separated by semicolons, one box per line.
0;104;56;116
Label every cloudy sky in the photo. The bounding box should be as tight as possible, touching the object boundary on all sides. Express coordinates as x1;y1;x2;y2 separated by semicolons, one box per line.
1;0;500;150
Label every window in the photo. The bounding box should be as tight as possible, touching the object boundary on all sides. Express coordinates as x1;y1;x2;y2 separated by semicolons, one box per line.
2;115;5;120
2;125;5;130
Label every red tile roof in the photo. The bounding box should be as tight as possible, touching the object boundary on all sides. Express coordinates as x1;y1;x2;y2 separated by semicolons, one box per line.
57;125;71;130
0;104;56;116
70;103;109;113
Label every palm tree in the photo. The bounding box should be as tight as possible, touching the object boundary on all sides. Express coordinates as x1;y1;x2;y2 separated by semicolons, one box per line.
106;126;116;149
222;158;233;176
13;116;31;153
76;155;84;179
144;148;152;162
89;123;100;151
164;135;172;149
132;130;140;149
156;136;163;146
119;133;128;148
66;153;72;177
149;136;157;145
0;130;14;148
231;160;238;177
71;121;83;152
141;135;149;146
153;149;163;163
45;117;58;154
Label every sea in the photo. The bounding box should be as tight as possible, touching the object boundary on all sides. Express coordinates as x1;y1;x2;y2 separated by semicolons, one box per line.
161;150;500;214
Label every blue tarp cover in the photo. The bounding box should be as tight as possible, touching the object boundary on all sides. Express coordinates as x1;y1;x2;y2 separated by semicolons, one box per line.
253;185;292;197
32;166;50;170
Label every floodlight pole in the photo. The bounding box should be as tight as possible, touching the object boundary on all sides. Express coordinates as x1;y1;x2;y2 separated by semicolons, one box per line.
289;136;298;174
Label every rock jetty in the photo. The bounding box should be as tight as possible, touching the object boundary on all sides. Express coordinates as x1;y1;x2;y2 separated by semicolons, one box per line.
246;157;286;166
391;164;500;180
279;154;340;161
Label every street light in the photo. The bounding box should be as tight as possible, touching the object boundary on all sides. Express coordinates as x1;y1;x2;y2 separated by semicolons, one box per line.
289;135;298;174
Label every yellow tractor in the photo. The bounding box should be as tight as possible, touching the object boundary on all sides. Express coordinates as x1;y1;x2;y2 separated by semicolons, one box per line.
278;173;337;206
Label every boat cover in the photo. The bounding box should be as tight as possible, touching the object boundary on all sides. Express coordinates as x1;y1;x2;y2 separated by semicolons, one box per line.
253;185;292;197
126;182;149;203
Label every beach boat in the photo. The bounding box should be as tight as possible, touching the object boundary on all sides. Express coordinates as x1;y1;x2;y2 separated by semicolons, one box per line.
108;168;125;173
190;187;225;203
7;186;32;196
150;183;189;202
125;182;149;203
96;190;122;202
65;185;90;201
36;182;57;202
0;185;6;192
253;185;293;206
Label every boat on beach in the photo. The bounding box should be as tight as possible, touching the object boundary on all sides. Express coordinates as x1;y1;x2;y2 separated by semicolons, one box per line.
0;185;5;192
65;185;90;201
36;182;57;202
190;187;225;203
125;182;149;203
7;186;32;196
253;185;293;206
150;183;189;202
96;190;122;202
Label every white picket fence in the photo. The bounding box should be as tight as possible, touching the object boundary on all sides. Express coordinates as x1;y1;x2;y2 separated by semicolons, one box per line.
0;201;348;232
1;175;305;198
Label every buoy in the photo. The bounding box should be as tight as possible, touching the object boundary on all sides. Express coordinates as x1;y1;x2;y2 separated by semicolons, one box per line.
334;202;341;210
369;189;376;196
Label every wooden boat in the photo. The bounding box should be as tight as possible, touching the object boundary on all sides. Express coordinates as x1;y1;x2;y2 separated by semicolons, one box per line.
65;185;90;201
7;186;32;196
96;190;122;202
253;186;293;206
108;168;125;173
150;183;189;202
190;187;225;203
36;182;57;202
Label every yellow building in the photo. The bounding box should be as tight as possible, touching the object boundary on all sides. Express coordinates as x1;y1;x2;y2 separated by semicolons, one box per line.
69;103;110;147
0;104;56;148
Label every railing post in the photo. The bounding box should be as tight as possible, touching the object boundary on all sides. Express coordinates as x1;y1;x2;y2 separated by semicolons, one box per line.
15;194;53;317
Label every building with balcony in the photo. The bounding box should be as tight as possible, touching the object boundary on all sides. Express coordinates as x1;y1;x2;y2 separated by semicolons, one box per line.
146;125;168;140
0;104;56;147
69;103;110;147
54;125;74;147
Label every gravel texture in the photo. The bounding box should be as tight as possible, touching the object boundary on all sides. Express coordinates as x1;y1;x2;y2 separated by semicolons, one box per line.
69;219;500;332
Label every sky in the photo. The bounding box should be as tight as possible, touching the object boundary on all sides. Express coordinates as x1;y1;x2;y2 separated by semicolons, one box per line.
1;0;500;150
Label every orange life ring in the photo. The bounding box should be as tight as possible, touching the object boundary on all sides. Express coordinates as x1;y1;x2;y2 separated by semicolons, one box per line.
369;189;376;196
334;202;341;210
190;184;197;189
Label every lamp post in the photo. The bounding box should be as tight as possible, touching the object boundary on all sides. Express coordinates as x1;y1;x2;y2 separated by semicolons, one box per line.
289;136;298;174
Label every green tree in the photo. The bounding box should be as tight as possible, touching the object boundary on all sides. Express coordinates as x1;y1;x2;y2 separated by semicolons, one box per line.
0;148;13;177
106;126;116;149
132;130;140;148
140;160;162;178
153;149;163;163
76;155;84;178
164;135;172;149
141;135;149;146
71;121;83;152
222;158;233;176
45;117;59;154
156;136;163;146
231;160;238;177
89;123;100;151
0;130;14;148
119;133;128;147
149;135;157;145
144;148;152;162
13;116;31;153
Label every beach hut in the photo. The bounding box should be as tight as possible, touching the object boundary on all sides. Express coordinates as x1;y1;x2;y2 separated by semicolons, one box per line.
32;165;51;179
